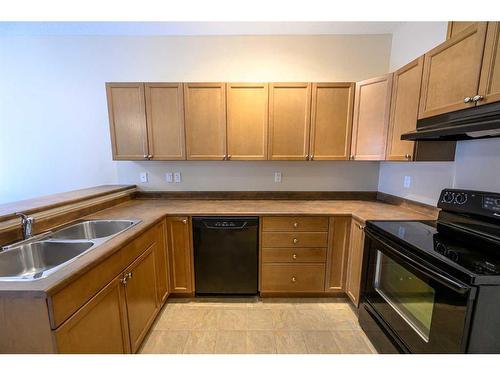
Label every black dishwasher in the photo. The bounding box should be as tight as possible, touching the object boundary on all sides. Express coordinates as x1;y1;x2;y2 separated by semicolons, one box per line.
193;217;259;295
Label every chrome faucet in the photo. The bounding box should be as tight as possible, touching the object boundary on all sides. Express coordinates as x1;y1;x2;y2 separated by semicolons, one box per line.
16;213;34;240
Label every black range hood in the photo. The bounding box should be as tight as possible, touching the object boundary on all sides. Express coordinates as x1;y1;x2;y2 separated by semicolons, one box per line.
402;101;500;141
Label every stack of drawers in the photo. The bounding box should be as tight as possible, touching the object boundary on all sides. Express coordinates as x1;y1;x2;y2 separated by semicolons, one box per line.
261;216;329;293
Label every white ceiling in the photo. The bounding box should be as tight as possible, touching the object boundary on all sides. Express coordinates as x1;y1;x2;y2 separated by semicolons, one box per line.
0;22;406;36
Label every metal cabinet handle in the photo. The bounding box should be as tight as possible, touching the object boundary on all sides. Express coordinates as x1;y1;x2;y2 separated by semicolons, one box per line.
182;219;188;224
349;154;355;160
293;222;299;228
305;155;310;160
464;97;472;103
127;272;133;279
292;254;297;260
227;155;232;160
293;238;298;244
143;154;148;159
291;276;297;283
120;276;128;285
405;153;412;161
148;154;153;159
472;95;484;103
310;155;314;161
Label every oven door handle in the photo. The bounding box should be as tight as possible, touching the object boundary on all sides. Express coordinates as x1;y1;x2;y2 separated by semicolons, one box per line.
367;230;471;294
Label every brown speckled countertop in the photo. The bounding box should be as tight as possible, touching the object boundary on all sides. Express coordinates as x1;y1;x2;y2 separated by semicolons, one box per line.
0;198;436;295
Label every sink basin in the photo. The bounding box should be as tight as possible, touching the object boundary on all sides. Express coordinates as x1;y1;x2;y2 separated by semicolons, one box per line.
51;220;139;240
0;241;94;280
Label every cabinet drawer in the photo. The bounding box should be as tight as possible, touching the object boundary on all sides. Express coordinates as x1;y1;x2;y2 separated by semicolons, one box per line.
262;247;326;263
261;264;325;292
261;232;328;248
262;216;329;232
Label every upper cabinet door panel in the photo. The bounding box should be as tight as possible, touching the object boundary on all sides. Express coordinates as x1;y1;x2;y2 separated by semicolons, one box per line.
386;57;424;161
419;22;488;119
184;83;227;160
478;22;500;105
268;83;312;160
106;83;148;160
447;22;477;39
351;74;393;161
226;83;268;160
145;83;186;160
310;83;355;160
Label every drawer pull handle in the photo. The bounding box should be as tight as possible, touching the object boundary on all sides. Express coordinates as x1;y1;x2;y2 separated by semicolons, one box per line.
293;238;298;244
291;276;297;283
182;219;188;224
293;222;299;228
292;254;297;260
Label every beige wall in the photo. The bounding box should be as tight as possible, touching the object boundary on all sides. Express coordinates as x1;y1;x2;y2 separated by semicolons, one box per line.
0;34;392;202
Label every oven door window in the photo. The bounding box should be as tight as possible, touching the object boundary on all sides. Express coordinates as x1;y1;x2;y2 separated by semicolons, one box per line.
374;250;435;342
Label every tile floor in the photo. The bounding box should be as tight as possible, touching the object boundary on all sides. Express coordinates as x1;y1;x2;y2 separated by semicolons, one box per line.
139;297;377;354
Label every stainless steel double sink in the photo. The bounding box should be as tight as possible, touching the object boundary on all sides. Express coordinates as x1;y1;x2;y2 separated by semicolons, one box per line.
0;219;141;281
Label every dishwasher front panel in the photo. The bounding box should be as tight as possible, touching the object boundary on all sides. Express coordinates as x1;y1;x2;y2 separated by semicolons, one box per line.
192;217;259;295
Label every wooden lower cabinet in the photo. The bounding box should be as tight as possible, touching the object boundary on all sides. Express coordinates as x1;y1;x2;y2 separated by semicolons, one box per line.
55;276;130;354
51;221;168;353
123;245;159;353
345;219;366;307
261;264;325;292
324;217;351;292
166;216;194;294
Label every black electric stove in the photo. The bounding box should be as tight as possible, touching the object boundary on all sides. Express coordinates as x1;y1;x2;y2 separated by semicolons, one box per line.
359;189;500;354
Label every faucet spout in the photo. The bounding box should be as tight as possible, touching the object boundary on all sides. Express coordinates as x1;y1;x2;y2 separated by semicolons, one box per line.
16;212;35;240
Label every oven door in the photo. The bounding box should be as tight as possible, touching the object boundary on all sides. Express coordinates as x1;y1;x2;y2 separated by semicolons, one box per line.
362;229;474;353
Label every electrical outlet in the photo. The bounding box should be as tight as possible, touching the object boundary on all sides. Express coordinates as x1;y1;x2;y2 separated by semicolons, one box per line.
404;175;411;189
166;173;173;183
274;172;282;183
140;172;148;183
174;172;182;183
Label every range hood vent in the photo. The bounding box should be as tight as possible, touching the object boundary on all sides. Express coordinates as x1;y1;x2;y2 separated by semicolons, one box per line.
402;101;500;141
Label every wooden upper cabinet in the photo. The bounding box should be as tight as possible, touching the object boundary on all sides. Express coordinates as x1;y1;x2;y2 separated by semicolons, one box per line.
184;83;227;160
351;74;393;160
268;83;312;160
309;83;354;160
386;57;424;161
166;217;194;294
106;83;148;160
419;22;488;119
144;83;185;160
226;83;268;160
447;22;477;39
478;22;500;105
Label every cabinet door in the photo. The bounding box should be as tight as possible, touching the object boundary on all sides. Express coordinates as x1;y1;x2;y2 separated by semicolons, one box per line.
166;217;194;293
124;245;158;353
155;220;170;304
325;217;350;292
386;57;424;161
145;83;186;160
345;220;365;307
478;22;500;105
310;83;354;160
226;83;268;160
268;83;312;160
351;74;393;160
106;83;148;160
55;276;130;354
419;22;488;119
184;83;227;160
447;22;477;39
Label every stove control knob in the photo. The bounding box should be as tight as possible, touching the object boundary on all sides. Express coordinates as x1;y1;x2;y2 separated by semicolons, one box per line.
455;193;468;205
443;191;455;203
